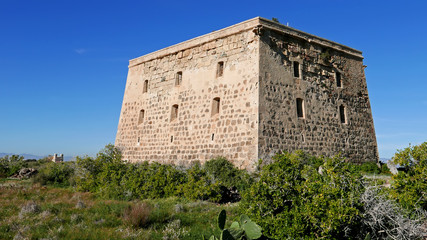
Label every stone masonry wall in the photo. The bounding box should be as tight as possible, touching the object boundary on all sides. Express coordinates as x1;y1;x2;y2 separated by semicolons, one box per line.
258;27;378;163
116;17;379;170
115;28;260;170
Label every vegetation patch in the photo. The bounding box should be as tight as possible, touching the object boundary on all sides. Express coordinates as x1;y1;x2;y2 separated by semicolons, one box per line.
1;142;427;239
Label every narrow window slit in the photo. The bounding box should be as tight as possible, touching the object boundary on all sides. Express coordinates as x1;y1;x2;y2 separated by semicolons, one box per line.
138;109;145;124
293;61;300;78
175;71;182;86
212;97;220;116
339;105;346;123
296;98;304;118
171;104;179;121
336;72;342;88
217;61;224;77
143;80;148;93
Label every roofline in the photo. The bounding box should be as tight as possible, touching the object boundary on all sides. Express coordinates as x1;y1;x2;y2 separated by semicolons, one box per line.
129;17;363;68
258;17;363;58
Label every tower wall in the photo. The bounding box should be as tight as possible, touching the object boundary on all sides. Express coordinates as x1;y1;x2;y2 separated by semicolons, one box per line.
258;22;378;163
115;17;379;170
115;23;260;169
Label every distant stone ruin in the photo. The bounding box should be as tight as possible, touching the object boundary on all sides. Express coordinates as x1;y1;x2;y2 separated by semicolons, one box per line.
52;154;64;163
115;17;378;171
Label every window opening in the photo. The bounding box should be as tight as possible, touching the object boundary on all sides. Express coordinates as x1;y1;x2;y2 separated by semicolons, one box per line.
170;136;174;143
293;61;300;78
171;104;179;121
138;109;145;124
339;105;346;123
211;133;215;141
212;97;220;116
217;61;224;77
336;72;342;88
296;98;304;118
143;80;148;93
175;71;182;86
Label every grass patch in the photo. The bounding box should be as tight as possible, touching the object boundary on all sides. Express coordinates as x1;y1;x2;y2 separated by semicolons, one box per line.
0;179;239;240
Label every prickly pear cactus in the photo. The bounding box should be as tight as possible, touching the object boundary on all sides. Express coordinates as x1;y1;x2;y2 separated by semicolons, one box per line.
204;210;263;240
218;209;226;230
220;229;234;240
242;220;262;239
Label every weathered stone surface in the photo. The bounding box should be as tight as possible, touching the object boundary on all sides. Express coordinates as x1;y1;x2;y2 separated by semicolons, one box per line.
75;200;85;209
12;168;37;179
115;17;378;171
19;202;40;218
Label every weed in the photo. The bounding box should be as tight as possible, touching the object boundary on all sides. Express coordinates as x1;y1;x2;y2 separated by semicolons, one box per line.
123;202;152;228
162;219;189;240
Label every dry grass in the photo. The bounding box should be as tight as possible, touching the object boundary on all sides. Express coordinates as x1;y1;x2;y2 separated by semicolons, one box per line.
123;202;152;228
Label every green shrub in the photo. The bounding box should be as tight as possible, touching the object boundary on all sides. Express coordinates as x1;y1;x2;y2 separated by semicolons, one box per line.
74;156;101;192
389;142;427;210
96;155;128;199
123;162;186;200
33;162;75;186
75;144;124;194
240;151;364;239
75;145;223;202
380;163;391;174
353;161;381;174
204;157;253;192
0;155;26;177
179;163;222;202
350;161;392;175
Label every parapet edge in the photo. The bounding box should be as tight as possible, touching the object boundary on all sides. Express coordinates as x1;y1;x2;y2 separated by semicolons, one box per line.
129;17;363;68
258;17;363;59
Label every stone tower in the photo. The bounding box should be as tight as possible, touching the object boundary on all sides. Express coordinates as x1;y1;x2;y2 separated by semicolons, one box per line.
115;17;378;171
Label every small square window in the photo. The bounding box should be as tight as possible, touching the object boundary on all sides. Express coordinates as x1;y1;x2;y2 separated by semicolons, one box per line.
217;61;224;77
296;98;304;118
212;97;220;116
175;71;182;86
138;109;145;124
143;80;148;93
171;104;179;121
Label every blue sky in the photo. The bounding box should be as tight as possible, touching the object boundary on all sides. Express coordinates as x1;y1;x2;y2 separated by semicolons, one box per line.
0;0;426;159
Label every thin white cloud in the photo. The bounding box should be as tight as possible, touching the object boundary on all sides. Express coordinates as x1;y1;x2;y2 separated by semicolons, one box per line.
74;48;86;54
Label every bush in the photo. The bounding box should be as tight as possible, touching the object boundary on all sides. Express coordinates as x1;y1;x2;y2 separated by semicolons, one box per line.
360;186;426;240
123;162;186;200
240;151;364;239
0;155;26;177
75;144;226;202
204;157;253;192
352;161;381;174
179;163;222;202
75;144;124;194
123;202;152;228
389;142;427;210
33;162;75;187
